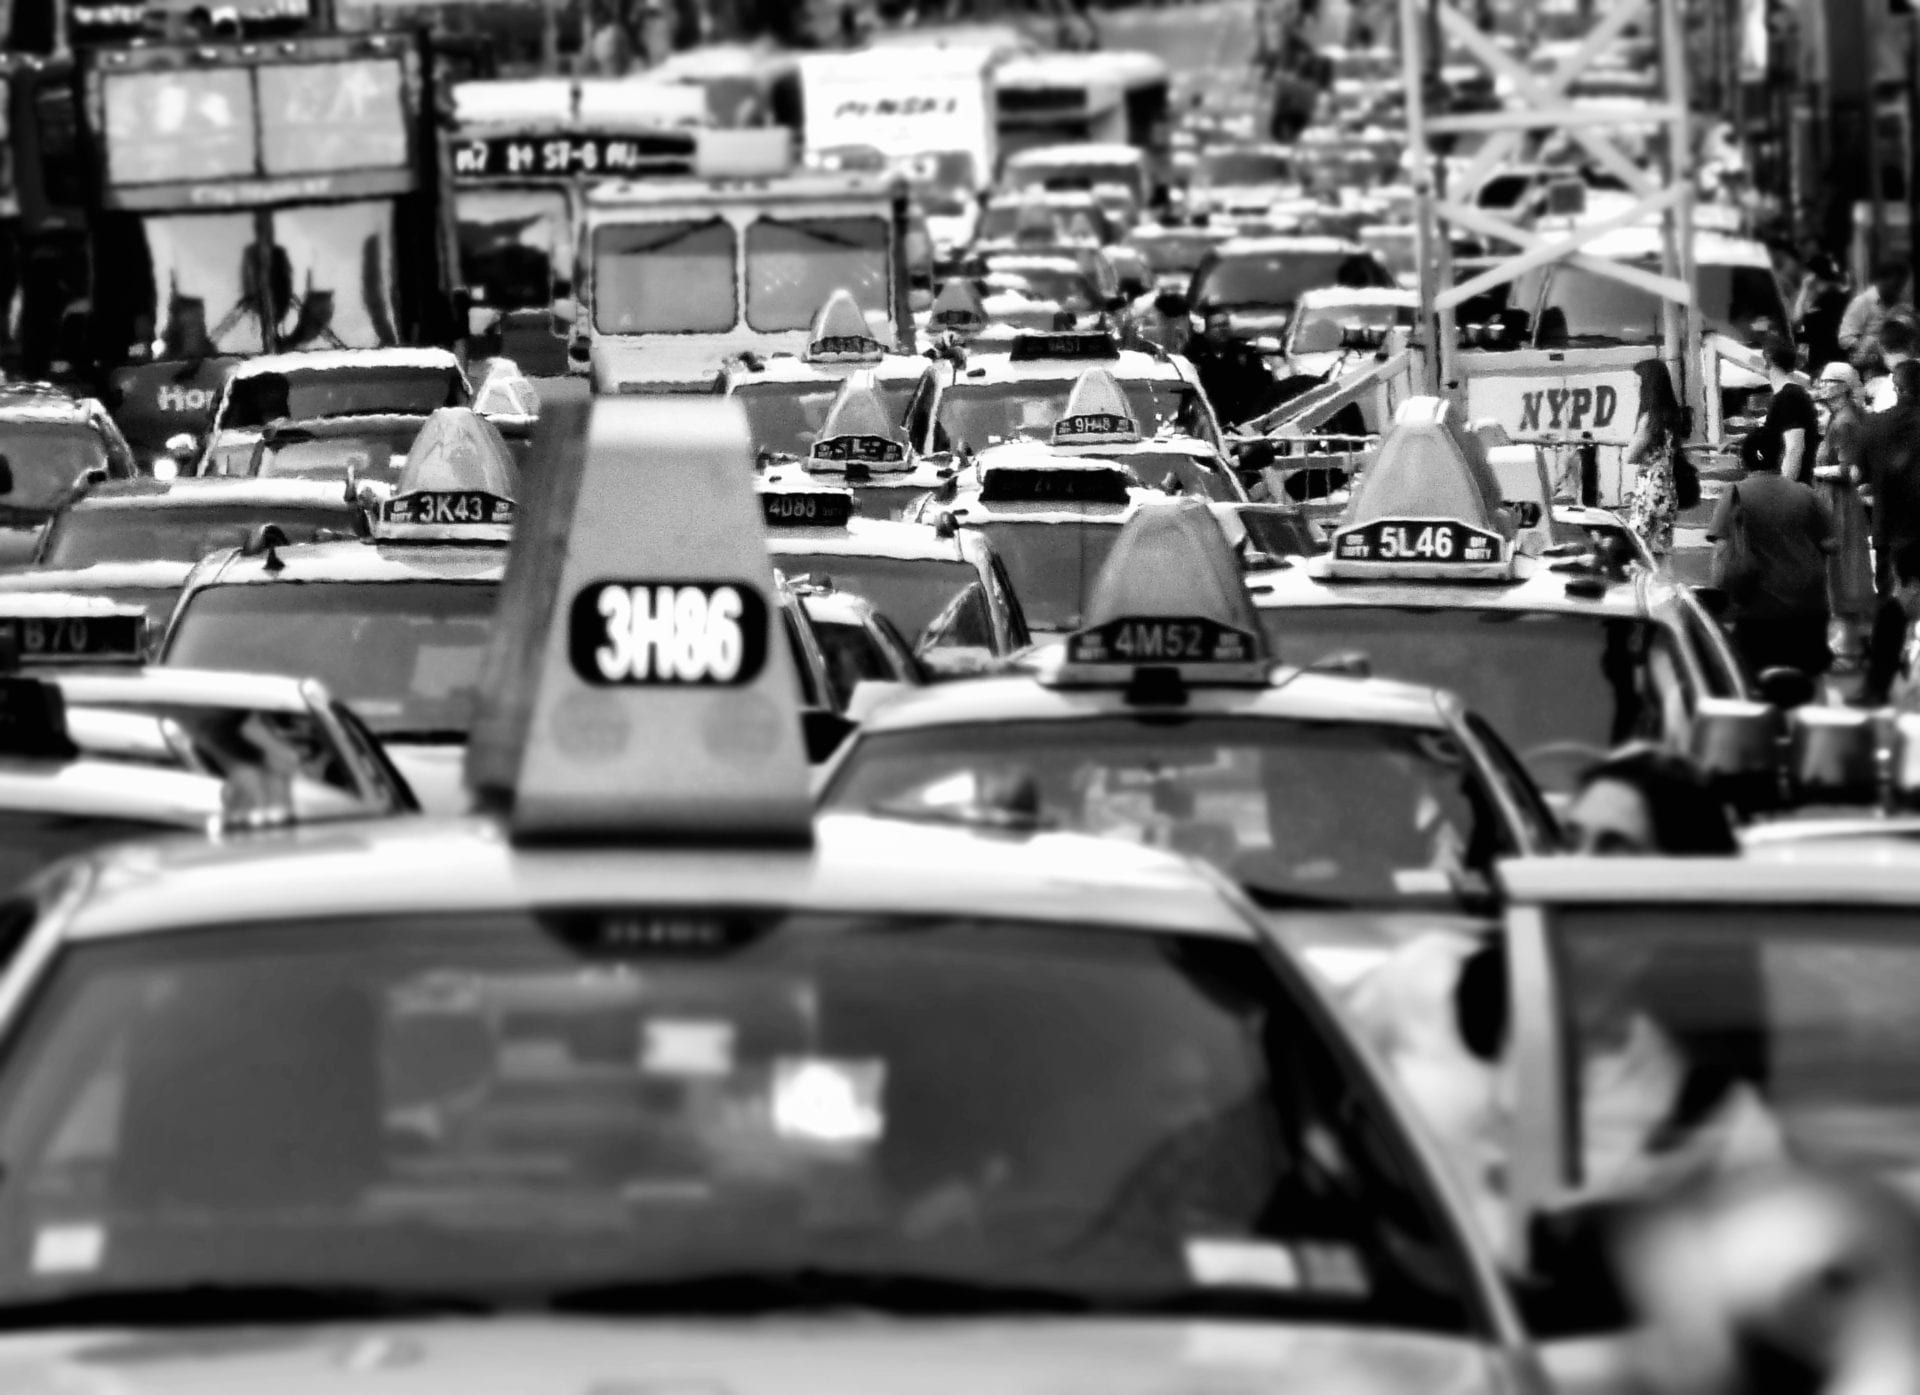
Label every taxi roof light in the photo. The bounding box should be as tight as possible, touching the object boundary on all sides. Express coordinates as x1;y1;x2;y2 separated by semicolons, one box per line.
804;290;886;365
373;408;521;543
463;396;813;846
1051;366;1141;448
929;278;989;336
1326;395;1517;582
1053;498;1270;692
808;380;907;474
0;595;148;669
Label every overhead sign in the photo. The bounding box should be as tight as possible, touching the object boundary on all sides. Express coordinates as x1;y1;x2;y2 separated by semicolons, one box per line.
453;133;696;181
798;49;995;187
1461;362;1641;447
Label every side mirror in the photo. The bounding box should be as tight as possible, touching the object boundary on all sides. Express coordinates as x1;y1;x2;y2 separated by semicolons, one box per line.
1757;665;1816;710
801;707;856;764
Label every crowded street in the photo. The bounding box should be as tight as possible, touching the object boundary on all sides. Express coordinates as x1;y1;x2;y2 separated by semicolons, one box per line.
0;0;1912;1390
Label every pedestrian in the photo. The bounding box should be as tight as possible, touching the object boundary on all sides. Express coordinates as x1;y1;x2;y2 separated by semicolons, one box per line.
1791;252;1850;374
1857;346;1892;414
1837;259;1910;358
1561;744;1742;857
1812;361;1876;667
1710;427;1836;681
1134;289;1192;356
1756;333;1818;482
1183;308;1274;430
1623;359;1688;558
1866;317;1915;413
1858;360;1920;704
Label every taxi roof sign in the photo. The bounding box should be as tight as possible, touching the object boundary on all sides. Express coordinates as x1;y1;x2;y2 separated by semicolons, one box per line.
1055;498;1268;689
759;480;857;529
1009;331;1119;362
464;397;813;845
804;290;886;365
0;594;147;668
929;279;989;335
375;408;521;543
1051;367;1141;447
1326;395;1516;582
808;380;908;472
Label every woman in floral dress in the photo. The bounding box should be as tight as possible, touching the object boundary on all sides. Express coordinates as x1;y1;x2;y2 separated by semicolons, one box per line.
1624;360;1687;557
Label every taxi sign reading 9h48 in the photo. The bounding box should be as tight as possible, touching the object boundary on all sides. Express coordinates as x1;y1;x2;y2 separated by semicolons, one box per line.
570;582;771;686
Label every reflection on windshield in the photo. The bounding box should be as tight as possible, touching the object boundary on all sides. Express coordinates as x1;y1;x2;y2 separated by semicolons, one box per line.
1262;609;1677;793
827;719;1503;907
0;912;1480;1329
272;202;401;349
935;381;1203;453
594;220;737;334
1554;910;1920;1192
1536;267;1661;346
41;504;349;568
973;521;1120;632
734;383;842;457
772;554;978;643
1193;252;1393;310
164;581;498;736
255;432;417;482
459;188;570;314
745;218;890;333
0;425;110;513
142;212;263;356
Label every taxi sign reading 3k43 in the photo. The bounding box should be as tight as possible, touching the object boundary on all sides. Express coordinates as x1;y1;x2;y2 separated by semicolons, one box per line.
1335;519;1503;565
571;581;771;687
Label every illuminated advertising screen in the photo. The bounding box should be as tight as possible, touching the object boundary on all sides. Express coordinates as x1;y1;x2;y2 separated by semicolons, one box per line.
103;69;257;185
101;57;408;188
259;59;409;175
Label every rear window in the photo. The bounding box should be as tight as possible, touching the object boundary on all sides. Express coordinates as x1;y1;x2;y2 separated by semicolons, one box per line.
1191;250;1394;310
223;369;468;429
39;502;349;568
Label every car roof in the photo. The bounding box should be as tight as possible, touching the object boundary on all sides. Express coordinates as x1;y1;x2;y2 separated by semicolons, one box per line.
0;393;104;424
728;354;927;388
52;667;328;713
1556;224;1772;269
947;348;1191;386
183;538;508;588
1296;287;1420;308
852;665;1453;734
70;478;357;511
1004;142;1145;166
767;517;978;564
226;348;464;378
1248;553;1677;620
1501;850;1920;904
1215;235;1368;255
0;757;227;827
0;561;195;592
51;812;1260;943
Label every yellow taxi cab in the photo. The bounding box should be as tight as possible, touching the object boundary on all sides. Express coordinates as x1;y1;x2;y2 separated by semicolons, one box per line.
0;395;1543;1395
719;290;929;466
1249;398;1748;803
156;408;516;814
762;379;953;520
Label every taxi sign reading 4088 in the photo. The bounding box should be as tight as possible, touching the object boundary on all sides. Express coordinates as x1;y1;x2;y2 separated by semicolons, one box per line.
570;581;771;687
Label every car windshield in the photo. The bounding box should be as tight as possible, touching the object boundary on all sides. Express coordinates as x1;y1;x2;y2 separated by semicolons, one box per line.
458;188;571;314
593;219;738;335
1534;266;1662;346
1134;235;1223;276
935;381;1205;452
988;264;1097;313
1192;251;1393;311
163;581;498;738
253;430;419;483
222;369;467;429
1290;302;1413;351
971;520;1121;632
1261;609;1688;796
770;554;980;646
734;382;913;460
0;910;1483;1329
745;218;891;333
826;718;1506;909
1550;908;1920;1196
978;204;1109;245
1200;152;1294;185
1107;450;1240;500
0;811;187;895
0;425;110;514
39;503;349;568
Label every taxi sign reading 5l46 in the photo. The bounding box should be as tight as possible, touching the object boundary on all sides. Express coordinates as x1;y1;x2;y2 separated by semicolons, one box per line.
1335;520;1502;564
569;582;770;685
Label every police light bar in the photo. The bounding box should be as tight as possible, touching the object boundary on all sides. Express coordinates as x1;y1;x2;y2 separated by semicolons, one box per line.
760;487;855;529
1052;366;1142;447
1009;331;1119;362
0;595;147;668
804;289;886;365
977;464;1134;507
374;407;522;542
1325;396;1516;582
1053;498;1270;691
463;396;813;845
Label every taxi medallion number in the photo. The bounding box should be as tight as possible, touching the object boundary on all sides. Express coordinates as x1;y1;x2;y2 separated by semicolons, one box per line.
1067;616;1255;665
0;615;143;660
570;581;770;686
812;435;905;464
1333;519;1502;564
762;493;853;528
1055;412;1134;438
382;491;514;526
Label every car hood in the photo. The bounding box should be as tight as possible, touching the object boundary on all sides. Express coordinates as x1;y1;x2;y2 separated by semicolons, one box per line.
0;1316;1517;1395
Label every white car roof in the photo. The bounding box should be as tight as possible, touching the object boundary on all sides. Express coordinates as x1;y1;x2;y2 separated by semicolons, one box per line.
225;348;465;379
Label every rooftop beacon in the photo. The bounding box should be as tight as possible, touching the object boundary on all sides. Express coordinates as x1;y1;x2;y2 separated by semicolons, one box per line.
1326;396;1517;582
928;279;990;339
464;396;812;845
1052;497;1270;694
0;594;147;669
370;408;522;543
1051;367;1141;449
803;290;888;367
807;381;909;477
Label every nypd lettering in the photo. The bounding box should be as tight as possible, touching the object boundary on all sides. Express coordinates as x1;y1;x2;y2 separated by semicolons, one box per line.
570;581;770;687
1516;384;1620;433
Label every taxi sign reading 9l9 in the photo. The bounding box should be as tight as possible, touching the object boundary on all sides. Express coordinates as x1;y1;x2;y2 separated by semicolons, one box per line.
571;582;771;686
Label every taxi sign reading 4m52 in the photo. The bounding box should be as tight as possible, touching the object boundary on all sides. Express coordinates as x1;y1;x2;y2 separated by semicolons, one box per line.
1068;617;1255;665
571;582;771;686
1334;519;1503;565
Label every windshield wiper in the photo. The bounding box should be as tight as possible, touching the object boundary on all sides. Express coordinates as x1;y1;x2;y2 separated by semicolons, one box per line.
549;1269;1091;1317
0;1283;494;1331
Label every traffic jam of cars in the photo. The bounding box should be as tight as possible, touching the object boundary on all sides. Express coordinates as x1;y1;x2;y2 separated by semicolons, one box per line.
0;0;1908;1389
